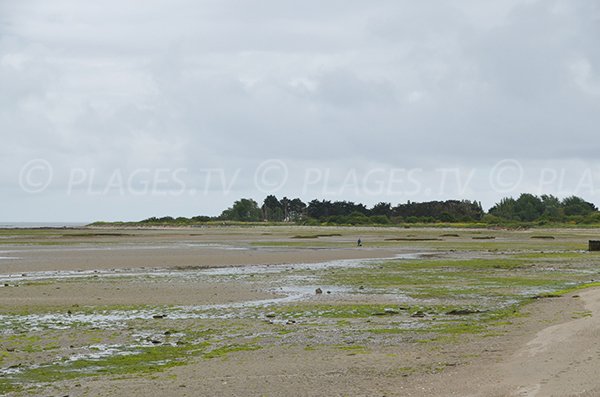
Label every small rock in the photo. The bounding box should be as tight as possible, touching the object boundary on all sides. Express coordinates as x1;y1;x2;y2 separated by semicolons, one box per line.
150;340;161;345
411;311;426;318
358;286;364;290
152;314;166;319
164;331;172;335
315;288;323;294
265;312;276;318
326;290;331;294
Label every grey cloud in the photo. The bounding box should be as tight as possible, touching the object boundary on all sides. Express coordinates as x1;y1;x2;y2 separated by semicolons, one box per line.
1;0;600;220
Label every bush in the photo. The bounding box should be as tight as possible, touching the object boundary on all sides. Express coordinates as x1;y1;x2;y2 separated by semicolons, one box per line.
439;212;456;222
369;215;390;224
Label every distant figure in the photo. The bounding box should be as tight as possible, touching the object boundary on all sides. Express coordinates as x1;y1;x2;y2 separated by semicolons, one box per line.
357;238;362;247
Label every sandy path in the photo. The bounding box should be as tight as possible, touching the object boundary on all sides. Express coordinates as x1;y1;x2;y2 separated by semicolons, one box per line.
406;288;600;397
485;288;600;397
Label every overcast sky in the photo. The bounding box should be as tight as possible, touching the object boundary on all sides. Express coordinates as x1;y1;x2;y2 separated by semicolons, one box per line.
1;0;599;222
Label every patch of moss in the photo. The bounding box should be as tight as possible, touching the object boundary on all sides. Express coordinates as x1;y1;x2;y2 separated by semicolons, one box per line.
571;311;592;319
3;342;210;390
269;304;405;319
538;281;600;297
203;344;261;359
514;252;590;260
0;379;21;395
334;344;369;355
368;328;406;334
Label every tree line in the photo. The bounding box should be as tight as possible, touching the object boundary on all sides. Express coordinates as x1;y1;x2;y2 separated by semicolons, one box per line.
134;193;599;226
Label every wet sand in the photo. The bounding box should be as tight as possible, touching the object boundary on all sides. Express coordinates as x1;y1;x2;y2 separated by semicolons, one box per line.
38;289;600;397
0;225;409;273
2;226;600;396
0;244;403;273
0;279;277;308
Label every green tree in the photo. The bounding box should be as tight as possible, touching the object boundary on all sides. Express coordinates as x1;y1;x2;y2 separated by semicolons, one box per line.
540;194;563;221
288;198;307;221
562;196;597;216
370;202;392;218
220;198;262;222
488;197;517;220
262;195;284;221
514;194;545;222
280;197;290;221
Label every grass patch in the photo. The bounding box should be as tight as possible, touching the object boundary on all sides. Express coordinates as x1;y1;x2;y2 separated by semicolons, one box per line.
385;238;442;242
539;281;600;297
4;342;210;388
323;258;585;298
335;344;369;354
571;311;592;319
203;344;261;359
514;252;590;260
368;328;407;335
267;303;448;319
291;233;342;239
0;379;21;395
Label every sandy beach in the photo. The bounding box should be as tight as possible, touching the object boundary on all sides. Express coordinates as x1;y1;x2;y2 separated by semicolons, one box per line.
53;287;597;397
1;226;600;396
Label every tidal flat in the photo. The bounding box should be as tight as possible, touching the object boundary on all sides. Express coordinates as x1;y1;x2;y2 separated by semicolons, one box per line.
0;226;599;396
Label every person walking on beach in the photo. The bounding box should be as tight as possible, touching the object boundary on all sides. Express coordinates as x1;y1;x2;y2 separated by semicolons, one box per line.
357;238;362;247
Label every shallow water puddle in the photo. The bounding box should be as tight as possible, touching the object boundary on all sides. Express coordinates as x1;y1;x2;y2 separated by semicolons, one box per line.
0;252;425;284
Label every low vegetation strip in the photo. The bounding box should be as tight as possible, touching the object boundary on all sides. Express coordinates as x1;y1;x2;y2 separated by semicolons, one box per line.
89;193;600;227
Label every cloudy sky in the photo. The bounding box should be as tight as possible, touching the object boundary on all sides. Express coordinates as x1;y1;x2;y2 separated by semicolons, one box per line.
1;0;599;222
